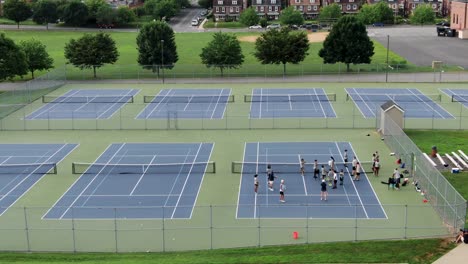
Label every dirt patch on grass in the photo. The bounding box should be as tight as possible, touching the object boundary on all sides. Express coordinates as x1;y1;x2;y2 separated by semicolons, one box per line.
238;32;329;43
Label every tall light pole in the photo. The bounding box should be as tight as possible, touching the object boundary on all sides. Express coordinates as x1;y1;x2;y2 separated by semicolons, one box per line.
161;39;165;84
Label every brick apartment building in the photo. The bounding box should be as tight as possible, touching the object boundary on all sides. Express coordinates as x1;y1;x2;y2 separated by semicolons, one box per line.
213;0;246;21
251;0;282;20
325;0;359;14
451;0;468;38
289;0;321;19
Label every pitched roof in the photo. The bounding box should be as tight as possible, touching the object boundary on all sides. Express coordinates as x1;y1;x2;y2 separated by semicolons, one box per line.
380;100;404;113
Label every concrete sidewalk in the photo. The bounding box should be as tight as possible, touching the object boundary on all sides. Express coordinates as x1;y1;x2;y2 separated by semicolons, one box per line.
433;243;468;264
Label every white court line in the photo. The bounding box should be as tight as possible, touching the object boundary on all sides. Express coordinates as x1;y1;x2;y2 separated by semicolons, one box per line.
348;142;388;219
170;143;203;219
320;88;337;118
81;194;181;197
96;89;135;119
219;88;231;119
0;157;11;165
162;150;192;207
28;90;80;119
188;142;214;219
259;88;263;118
298;154;308;195
0;144;67;203
351;88;376;118
0;144;76;217
142;89;172;118
254;142;260;218
288;95;293;110
235;142;248;220
76;148;130;208
210;89;224;119
129;155;158;196
442;88;468;108
313;89;327;118
58;143;127;219
344;88;367;119
250;194;362;197
334;142;352;206
407;88;451;119
333;142;368;219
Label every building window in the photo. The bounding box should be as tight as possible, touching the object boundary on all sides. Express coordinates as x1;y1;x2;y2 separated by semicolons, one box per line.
309;0;315;3
236;7;239;12
230;7;233;12
346;4;350;10
217;0;223;4
269;6;272;12
271;0;276;4
412;3;415;9
353;4;357;10
260;6;264;11
295;0;300;3
349;0;353;2
232;0;237;4
222;7;225;12
339;4;342;9
313;5;317;10
256;0;262;4
300;5;303;10
275;6;278;11
307;6;311;11
216;7;219;12
432;4;436;8
334;0;339;2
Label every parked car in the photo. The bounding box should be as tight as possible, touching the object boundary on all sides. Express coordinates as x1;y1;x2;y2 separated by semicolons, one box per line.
266;23;281;29
436;21;450;27
288;25;299;30
372;22;384;27
191;19;199;26
249;25;262;29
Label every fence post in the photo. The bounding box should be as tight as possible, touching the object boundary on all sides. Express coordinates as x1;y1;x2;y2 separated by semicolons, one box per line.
354;204;358;242
306;205;309;244
210;205;213;250
404;205;408;239
258;205;261;247
23;207;31;252
72;207;76;252
114;208;118;253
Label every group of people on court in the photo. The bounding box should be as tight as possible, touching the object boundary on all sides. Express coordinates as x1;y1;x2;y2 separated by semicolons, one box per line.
254;149;367;203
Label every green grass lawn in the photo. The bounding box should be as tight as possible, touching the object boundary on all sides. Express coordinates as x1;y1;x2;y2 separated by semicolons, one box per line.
1;30;416;80
0;238;454;264
0;18;39;26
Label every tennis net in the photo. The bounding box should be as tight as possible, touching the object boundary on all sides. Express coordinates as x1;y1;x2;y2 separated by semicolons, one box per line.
231;161;374;174
244;93;336;102
144;95;235;103
72;161;216;174
346;93;441;102
451;94;468;103
0;163;57;174
42;95;134;103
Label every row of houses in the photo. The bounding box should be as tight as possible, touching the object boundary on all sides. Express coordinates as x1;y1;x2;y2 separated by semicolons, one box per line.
214;0;451;22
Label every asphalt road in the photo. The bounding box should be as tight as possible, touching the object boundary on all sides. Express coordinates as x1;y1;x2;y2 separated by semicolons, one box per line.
368;26;468;68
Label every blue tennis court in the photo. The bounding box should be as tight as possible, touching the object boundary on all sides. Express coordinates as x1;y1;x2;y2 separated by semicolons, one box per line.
248;88;337;118
137;89;232;119
441;88;468;108
236;142;386;219
0;143;77;216
346;88;454;119
44;143;214;219
26;89;139;119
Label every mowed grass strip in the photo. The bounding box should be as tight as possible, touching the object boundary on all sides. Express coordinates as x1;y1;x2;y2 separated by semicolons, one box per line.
2;30;413;79
0;238;454;264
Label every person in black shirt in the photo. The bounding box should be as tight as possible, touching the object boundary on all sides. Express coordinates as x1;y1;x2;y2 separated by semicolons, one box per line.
320;179;328;201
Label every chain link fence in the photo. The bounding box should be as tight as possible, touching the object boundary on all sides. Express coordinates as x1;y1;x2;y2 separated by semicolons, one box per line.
0;205;454;252
380;110;467;232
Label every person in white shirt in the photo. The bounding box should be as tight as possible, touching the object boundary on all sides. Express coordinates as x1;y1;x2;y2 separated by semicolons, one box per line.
393;168;401;189
279;179;286;203
354;162;361;181
343;149;348;167
352;156;358;177
332;170;338;189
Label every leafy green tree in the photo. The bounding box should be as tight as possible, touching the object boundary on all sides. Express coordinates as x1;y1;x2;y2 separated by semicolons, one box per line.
136;20;178;76
280;6;304;26
174;0;190;8
154;0;178;21
3;0;33;29
254;28;309;75
32;0;58;30
96;4;116;25
319;15;374;72
64;33;119;78
0;33;28;81
319;3;341;21
62;1;88;27
411;4;435;25
19;38;54;79
200;32;244;76
240;7;259;26
144;0;158;17
357;4;375;25
85;0;107;23
115;6;136;26
259;17;268;28
198;0;212;9
373;2;394;24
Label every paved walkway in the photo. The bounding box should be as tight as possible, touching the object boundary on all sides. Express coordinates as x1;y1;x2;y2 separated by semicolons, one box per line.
433;243;468;264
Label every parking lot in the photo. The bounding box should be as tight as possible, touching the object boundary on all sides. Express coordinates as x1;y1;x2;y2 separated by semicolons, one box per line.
369;26;468;69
